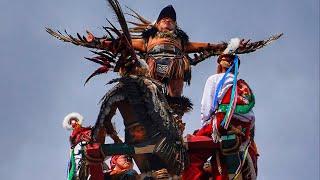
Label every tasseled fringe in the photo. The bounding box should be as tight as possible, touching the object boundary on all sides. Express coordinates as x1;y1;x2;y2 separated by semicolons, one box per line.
183;57;191;85
231;143;250;180
147;58;157;79
211;117;221;143
167;57;185;80
166;57;191;85
147;57;191;85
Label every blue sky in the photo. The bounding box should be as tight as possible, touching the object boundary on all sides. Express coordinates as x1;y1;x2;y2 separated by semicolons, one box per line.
0;0;319;179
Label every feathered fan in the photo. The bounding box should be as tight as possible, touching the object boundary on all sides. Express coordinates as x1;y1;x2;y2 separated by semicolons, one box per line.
189;33;283;65
46;0;138;84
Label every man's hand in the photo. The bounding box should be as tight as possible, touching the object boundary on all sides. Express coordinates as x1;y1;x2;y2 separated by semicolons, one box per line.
85;31;95;42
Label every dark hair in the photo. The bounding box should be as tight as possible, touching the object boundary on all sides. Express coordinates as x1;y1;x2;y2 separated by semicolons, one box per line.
157;5;176;22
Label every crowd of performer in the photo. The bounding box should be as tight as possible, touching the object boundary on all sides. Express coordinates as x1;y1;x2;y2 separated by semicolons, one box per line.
55;3;282;180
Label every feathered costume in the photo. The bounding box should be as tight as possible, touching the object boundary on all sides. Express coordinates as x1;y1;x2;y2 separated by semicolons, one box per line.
46;4;282;97
46;0;282;179
183;40;259;180
46;4;281;129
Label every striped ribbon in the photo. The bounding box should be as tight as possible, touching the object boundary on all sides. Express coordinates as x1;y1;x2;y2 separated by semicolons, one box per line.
212;59;236;111
232;141;250;180
220;56;239;129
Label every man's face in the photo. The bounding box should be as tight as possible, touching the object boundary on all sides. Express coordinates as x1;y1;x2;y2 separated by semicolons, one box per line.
70;118;79;128
157;17;176;32
220;56;232;63
116;155;133;170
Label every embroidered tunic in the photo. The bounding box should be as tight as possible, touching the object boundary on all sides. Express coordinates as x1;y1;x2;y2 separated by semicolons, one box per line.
201;73;255;128
144;30;191;85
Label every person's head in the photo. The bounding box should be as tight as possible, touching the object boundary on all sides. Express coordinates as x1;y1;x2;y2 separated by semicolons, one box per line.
156;17;176;32
216;54;240;74
110;155;134;171
69;118;81;129
63;112;84;130
156;5;177;32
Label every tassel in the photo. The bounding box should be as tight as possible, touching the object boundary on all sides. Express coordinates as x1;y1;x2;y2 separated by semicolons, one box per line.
231;142;250;180
167;57;185;79
147;58;156;79
211;117;220;143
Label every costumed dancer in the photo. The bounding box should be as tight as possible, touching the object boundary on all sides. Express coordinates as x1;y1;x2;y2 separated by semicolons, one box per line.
63;112;105;180
46;1;282;177
86;5;226;97
84;5;233;129
183;39;258;180
48;2;281;134
104;155;137;180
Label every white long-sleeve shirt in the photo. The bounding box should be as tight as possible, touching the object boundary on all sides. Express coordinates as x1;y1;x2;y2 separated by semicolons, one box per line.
201;73;234;124
200;73;255;127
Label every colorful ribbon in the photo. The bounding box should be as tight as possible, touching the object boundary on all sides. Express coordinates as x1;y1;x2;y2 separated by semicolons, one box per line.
212;55;239;129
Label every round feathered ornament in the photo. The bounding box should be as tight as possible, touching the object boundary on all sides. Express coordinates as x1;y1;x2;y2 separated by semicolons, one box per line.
62;112;84;130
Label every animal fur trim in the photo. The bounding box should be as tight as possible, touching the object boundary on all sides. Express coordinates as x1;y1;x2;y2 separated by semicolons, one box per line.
63;112;84;130
142;26;189;46
166;96;193;116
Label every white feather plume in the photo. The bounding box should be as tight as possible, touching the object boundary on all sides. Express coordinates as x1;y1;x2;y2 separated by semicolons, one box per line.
223;38;241;54
62;112;84;130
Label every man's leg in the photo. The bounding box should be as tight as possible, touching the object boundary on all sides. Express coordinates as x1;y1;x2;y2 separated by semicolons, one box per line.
167;78;184;97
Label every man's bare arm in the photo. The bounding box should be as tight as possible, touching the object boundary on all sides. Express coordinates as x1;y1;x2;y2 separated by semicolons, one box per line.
87;32;146;52
131;39;146;52
185;42;227;54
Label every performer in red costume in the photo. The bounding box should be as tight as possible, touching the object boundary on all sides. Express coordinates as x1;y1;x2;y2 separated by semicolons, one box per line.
47;1;281;178
63;112;92;147
183;39;259;180
48;1;281;137
63;112;105;180
105;155;137;180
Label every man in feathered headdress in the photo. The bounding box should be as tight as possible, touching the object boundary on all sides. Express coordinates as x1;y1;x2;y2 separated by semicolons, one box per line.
86;5;227;98
84;5;238;131
49;3;280;133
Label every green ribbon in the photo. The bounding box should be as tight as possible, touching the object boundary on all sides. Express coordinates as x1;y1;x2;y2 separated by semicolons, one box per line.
68;149;76;180
218;95;255;114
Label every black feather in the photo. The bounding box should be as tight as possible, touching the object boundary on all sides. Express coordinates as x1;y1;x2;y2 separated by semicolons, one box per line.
106;0;131;42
